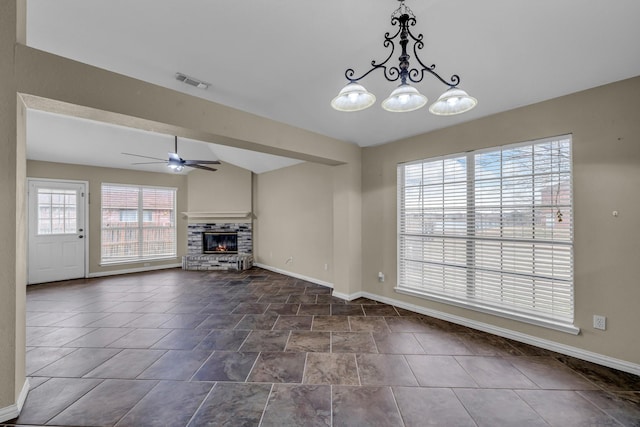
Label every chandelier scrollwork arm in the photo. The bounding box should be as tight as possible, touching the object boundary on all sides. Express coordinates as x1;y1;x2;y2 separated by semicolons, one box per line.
406;29;461;87
345;29;401;83
342;4;463;88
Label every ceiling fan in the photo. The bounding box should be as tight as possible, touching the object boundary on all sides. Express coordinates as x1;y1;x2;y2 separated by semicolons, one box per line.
122;136;221;172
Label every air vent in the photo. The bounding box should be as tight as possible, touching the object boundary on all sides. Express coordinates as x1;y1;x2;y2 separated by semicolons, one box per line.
175;72;210;89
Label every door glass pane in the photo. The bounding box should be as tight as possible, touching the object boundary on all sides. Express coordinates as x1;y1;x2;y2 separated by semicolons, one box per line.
37;188;77;235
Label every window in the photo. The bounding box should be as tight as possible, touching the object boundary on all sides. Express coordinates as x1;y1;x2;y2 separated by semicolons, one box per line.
36;188;77;235
119;209;154;223
397;135;575;333
101;184;177;264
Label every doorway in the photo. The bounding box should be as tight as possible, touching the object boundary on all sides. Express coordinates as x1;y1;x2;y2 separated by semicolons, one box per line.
27;178;88;284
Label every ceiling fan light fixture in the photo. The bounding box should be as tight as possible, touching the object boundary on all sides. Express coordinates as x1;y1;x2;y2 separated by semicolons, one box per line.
123;135;219;173
167;160;184;172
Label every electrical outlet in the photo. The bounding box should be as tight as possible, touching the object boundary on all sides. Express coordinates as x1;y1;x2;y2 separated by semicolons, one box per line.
378;272;385;282
593;315;606;330
324;263;328;271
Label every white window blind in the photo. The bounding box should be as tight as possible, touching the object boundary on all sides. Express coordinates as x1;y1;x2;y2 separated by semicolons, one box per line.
101;184;177;264
397;136;574;332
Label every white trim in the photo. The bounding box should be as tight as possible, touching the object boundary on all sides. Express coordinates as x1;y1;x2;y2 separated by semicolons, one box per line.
100;256;178;267
399;134;574;167
0;378;30;423
100;183;177;265
397;135;575;336
88;263;181;278
26;178;90;283
181;211;251;219
253;263;333;289
352;290;640;376
332;290;365;301
102;182;178;192
394;287;580;335
17;378;29;414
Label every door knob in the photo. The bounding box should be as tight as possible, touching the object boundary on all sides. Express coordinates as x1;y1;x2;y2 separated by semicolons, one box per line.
79;235;84;239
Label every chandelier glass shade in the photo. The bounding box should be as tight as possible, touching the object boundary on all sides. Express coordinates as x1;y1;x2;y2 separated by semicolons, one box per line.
331;0;477;115
331;83;376;112
382;84;428;112
429;87;477;115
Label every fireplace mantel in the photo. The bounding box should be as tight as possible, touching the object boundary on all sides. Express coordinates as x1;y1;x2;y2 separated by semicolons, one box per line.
181;211;251;220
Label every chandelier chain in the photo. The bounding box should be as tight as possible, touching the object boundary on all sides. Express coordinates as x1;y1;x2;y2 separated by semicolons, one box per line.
392;0;415;20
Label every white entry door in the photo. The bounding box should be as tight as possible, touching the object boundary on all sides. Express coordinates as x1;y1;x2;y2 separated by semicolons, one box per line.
28;179;87;284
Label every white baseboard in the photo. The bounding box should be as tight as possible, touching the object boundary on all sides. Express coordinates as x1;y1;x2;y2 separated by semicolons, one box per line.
253;263;333;289
88;263;182;278
336;290;640;376
331;290;364;301
0;378;30;423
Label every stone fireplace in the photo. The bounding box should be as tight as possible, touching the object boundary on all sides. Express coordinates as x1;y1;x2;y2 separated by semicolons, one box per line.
182;222;253;270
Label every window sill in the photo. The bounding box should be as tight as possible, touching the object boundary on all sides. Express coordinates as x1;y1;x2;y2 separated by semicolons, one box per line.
100;256;177;267
394;286;580;335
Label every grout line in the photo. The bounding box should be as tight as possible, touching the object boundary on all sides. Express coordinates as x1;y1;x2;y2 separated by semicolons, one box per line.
302;351;310;384
450;388;480;427
257;383;275;427
401;354;420;387
187;350;217;382
388;385;407;427
574;390;630;427
245;351;262;383
330;383;333;427
451;355;480;388
236;329;253;351
512;389;552;425
284;330;293;352
185;381;218;426
42;377;105;425
353;352;362;387
112;378;161;426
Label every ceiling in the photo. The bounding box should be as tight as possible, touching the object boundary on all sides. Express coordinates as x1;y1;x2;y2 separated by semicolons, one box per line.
26;109;303;175
24;0;640;173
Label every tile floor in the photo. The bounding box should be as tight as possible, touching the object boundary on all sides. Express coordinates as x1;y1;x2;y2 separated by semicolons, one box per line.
4;267;640;426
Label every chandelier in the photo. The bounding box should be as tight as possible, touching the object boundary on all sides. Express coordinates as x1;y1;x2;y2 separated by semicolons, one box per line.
331;0;477;115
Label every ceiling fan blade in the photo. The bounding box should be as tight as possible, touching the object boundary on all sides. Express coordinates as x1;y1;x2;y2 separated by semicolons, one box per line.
122;152;165;161
131;161;167;165
188;164;218;172
183;160;221;165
